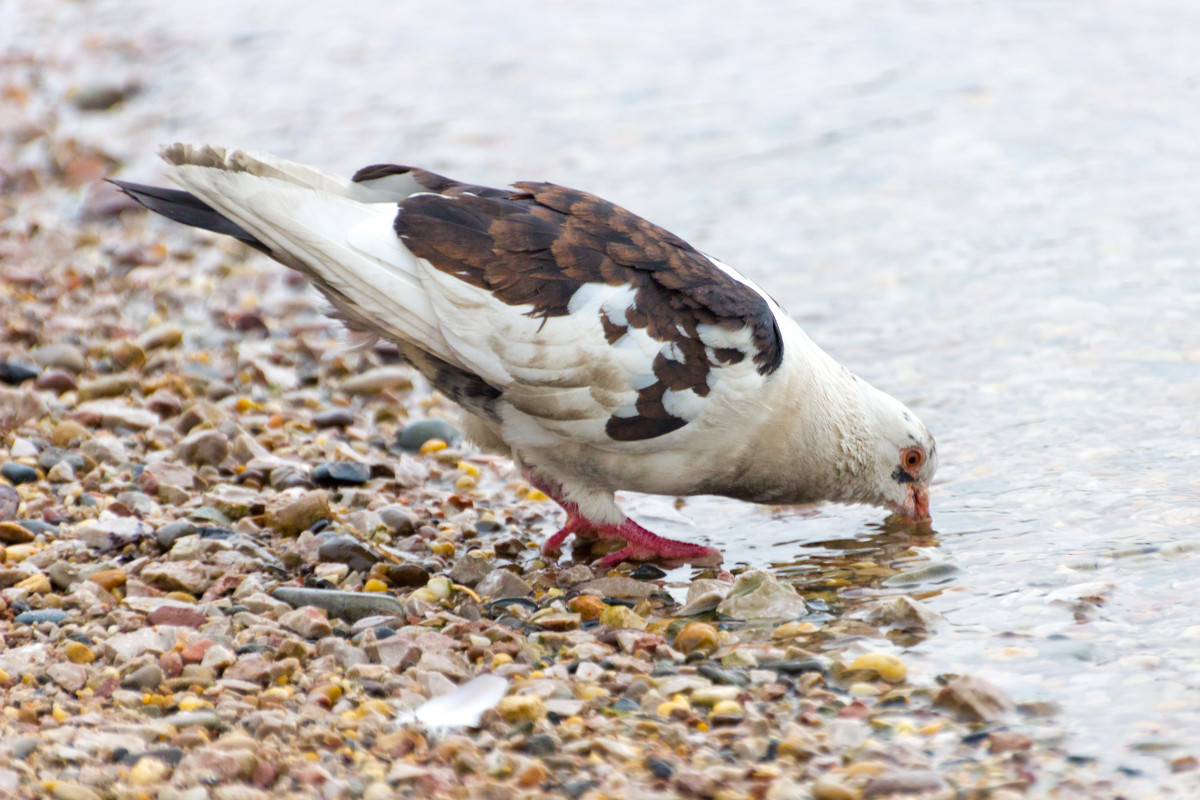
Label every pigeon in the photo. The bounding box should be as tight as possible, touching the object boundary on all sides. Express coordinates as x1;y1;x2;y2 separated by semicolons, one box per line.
110;144;937;566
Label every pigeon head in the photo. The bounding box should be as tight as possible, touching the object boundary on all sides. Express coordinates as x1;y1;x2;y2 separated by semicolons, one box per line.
858;388;937;521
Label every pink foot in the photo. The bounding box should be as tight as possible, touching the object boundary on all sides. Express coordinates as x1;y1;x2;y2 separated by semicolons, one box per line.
541;512;596;556
592;518;723;567
524;470;722;567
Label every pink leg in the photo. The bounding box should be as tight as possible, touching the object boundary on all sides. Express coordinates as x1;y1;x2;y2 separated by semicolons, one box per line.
526;471;722;566
591;518;722;567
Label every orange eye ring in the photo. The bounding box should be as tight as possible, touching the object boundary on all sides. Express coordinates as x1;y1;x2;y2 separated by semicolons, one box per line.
900;446;925;473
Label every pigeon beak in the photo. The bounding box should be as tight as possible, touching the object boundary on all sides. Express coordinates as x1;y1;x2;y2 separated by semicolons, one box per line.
912;485;930;520
888;485;931;522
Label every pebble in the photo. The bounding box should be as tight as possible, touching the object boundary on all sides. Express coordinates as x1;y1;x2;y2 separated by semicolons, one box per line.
864;770;946;798
0;361;39;385
599;605;647;631
716;570;808;621
122;663;165;691
280;606;334;639
272;586;406;622
811;777;857;800
448;555;493;586
395;419;462;451
176;429;230;466
848;653;908;683
673;622;719;655
934;675;1016;723
311;461;371;487
0;521;30;543
77;374;137;400
128;757;171;786
157;520;198;549
380;563;430;587
379;505;416;536
16;609;69;625
340;366;414;394
1;462;39;485
35;370;77;394
476;568;533;598
266;491;331;536
317;536;381;573
312;407;355;428
496;695;547;722
147;605;209;628
31;344;86;373
567;595;606;621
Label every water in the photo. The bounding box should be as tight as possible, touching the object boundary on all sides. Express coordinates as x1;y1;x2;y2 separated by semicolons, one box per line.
10;0;1200;790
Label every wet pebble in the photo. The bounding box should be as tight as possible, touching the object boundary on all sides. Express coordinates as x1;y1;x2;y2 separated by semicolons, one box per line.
673;622;719;656
312;461;371;487
395;419;461;451
1;462;39;485
697;663;750;687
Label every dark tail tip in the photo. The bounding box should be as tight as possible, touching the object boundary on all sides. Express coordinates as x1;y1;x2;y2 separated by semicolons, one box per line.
107;178;269;254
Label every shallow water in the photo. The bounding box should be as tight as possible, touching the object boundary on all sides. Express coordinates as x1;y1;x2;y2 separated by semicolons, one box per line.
10;0;1200;790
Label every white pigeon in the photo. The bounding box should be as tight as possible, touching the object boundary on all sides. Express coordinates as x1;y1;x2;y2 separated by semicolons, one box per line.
111;144;937;566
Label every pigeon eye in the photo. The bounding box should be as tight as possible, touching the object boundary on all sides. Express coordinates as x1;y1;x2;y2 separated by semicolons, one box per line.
901;446;925;471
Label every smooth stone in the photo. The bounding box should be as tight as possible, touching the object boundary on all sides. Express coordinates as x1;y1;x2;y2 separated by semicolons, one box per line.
157;520;198;549
35;370;77;394
381;564;429;588
716;570;807;621
882;563;960;587
697;663;750;687
161;710;224;729
340;366;414;395
77;374;137;401
9;737;39;759
0;462;38;486
122;663;165;691
136;325;183;352
0;362;39;386
271;586;406;622
379;506;416;536
279;606;333;639
18;519;56;535
673;622;719;656
629;564;667;581
312;462;371;487
317;536;381;574
395;419;462;452
864;770;947;798
147;605;209;628
646;757;675;779
32;343;86;373
16;609;70;625
765;659;828;676
312;408;355;428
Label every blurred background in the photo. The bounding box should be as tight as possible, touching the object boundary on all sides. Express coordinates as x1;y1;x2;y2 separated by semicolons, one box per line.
5;0;1200;791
